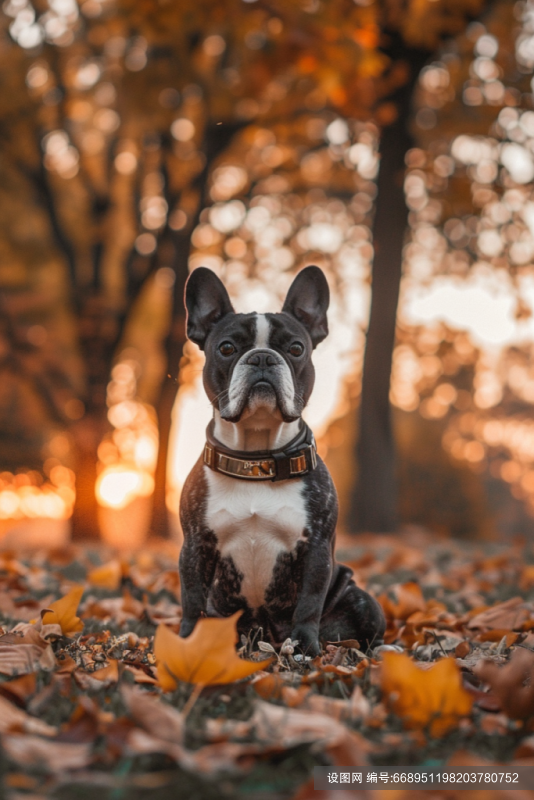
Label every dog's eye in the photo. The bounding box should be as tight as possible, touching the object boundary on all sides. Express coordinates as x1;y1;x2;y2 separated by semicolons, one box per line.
289;342;304;357
219;342;236;356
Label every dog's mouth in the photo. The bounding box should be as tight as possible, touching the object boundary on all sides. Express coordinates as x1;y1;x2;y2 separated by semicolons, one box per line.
219;376;299;423
242;379;277;415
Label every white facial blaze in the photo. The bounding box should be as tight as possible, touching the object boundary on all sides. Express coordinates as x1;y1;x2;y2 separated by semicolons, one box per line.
254;314;271;348
223;314;298;420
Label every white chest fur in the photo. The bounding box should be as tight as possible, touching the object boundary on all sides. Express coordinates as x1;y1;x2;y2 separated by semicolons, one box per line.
204;467;307;608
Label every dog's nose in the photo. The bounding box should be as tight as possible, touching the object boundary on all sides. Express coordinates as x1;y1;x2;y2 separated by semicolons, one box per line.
246;350;278;368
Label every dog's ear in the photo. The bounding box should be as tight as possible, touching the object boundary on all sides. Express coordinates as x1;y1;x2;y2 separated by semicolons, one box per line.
282;266;329;348
185;267;234;349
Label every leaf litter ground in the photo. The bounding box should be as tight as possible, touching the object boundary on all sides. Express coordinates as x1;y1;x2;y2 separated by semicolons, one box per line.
1;534;534;799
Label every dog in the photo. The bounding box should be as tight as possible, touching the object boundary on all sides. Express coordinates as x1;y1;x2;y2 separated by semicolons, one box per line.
178;265;385;656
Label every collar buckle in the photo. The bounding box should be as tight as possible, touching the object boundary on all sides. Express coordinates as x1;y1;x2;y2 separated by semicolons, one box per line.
203;423;318;482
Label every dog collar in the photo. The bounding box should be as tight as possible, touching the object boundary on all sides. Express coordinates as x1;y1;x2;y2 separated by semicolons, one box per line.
203;421;318;482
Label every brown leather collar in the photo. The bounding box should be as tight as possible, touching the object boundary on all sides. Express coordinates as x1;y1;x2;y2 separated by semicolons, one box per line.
203;421;318;482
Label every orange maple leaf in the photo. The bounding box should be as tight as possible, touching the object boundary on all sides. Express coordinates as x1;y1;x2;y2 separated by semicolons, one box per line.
41;586;84;636
381;652;473;736
154;612;273;689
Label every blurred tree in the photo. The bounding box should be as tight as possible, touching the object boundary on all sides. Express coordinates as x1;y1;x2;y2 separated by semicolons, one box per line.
0;0;499;541
0;0;385;538
351;0;498;533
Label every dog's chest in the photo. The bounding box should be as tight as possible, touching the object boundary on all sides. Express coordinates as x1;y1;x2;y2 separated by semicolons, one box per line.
204;467;307;608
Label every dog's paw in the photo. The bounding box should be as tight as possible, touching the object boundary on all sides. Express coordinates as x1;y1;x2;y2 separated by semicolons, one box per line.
290;625;321;658
178;618;198;638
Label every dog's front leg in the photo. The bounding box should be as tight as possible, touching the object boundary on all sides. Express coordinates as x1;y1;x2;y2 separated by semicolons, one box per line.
179;532;218;638
290;536;332;657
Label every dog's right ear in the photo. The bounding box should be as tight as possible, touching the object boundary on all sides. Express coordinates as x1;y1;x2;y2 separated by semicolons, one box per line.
184;267;235;350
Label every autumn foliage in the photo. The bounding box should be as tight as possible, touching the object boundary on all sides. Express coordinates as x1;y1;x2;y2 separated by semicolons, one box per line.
0;538;531;794
154;613;272;688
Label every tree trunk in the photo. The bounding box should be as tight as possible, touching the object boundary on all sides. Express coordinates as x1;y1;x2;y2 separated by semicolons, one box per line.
350;47;428;533
149;239;189;539
70;415;107;541
150;121;243;539
70;295;120;540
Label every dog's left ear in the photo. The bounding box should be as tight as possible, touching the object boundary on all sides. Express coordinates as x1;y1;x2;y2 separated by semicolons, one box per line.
185;267;235;349
282;265;329;348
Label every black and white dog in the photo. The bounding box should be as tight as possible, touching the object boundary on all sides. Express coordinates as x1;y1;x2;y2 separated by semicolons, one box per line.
179;265;385;656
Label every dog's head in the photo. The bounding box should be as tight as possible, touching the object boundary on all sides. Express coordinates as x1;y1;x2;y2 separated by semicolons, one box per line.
184;266;329;423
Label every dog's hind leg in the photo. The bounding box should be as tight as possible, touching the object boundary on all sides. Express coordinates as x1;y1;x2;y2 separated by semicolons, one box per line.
319;565;385;651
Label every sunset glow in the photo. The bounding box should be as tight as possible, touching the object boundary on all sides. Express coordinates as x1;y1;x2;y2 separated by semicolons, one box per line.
0;467;75;522
95;357;158;530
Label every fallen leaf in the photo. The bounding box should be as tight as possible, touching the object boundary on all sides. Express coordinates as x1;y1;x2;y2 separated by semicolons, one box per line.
475;630;522;647
253;673;286;701
75;660;120;691
0;694;56;736
87;560;122;591
123;664;158;685
455;641;471;658
378;582;426;621
154;613;272;688
122;685;184;743
41;586;84;636
302;686;370;721
0;626;54;675
251;700;369;761
55;653;78;674
475;647;534;720
281;685;311;707
0;672;36;704
56;697;110;743
467;597;532;632
0;592;53;622
82;590;144;625
381;652;473;736
326;639;361;649
1;734;92;772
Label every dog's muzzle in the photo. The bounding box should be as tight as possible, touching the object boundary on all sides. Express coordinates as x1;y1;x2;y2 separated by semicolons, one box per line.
203;420;318;482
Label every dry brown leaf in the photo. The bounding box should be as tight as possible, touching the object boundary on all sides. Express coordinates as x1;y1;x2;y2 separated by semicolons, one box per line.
475;630;522;646
378;582;426;621
74;660;120;691
122;685;184;743
39;623;64;641
467;597;532;632
41;586;84;636
475;647;534;720
1;734;92;772
123;664;158;685
281;685;311;708
303;687;370;722
0;592;53;622
0;694;56;736
455;641;471;659
253;673;286;701
55;654;78;674
0;672;37;704
381;652;473;736
326;638;361;649
206;698;369;762
251;700;366;755
144;597;182;627
0;626;54;676
154;613;272;688
82;590;144;625
87;560;122;591
125;728;260;774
